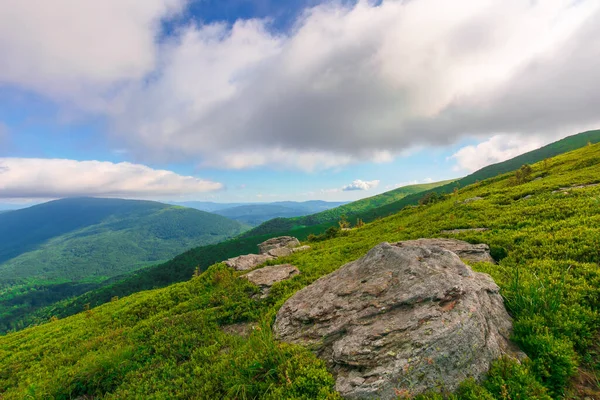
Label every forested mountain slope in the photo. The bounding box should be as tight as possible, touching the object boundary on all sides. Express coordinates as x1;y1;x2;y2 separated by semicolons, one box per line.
213;201;346;226
0;197;249;332
2;141;600;399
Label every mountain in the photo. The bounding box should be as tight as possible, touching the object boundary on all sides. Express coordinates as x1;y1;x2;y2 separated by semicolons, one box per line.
169;201;251;212
2;141;600;398
213;201;346;226
0;197;249;332
10;130;599;334
243;179;454;236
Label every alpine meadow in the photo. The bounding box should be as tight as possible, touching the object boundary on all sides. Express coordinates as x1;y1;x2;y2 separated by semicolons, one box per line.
1;1;600;399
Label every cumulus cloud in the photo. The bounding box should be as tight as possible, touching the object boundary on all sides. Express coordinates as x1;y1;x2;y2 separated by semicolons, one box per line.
342;179;380;191
0;158;222;199
0;0;184;106
450;134;548;172
1;1;600;169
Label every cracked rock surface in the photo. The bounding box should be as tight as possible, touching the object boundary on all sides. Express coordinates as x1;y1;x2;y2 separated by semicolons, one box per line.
395;238;496;264
274;242;521;399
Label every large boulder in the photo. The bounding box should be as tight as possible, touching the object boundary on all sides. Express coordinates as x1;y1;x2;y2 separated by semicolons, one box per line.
395;238;496;264
224;254;273;271
242;264;300;297
274;242;520;399
258;236;301;254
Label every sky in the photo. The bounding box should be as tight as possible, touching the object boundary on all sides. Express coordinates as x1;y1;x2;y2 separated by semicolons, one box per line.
1;0;599;206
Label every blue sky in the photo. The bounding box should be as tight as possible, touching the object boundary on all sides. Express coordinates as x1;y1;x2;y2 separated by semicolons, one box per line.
1;0;599;205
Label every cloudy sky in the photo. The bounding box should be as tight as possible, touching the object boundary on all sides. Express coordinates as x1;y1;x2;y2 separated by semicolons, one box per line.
1;0;599;205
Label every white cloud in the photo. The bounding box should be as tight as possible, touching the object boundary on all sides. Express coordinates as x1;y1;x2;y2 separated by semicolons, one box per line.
342;179;380;191
0;0;184;106
0;158;222;199
1;1;600;169
450;134;547;172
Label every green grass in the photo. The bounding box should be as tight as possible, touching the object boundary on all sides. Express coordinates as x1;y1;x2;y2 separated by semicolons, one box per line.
2;142;600;398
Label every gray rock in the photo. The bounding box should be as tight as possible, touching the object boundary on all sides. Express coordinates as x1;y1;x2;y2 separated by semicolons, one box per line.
242;264;300;296
268;247;294;258
553;183;599;193
462;196;483;203
292;245;311;253
440;228;489;235
224;254;273;271
522;194;533;200
274;242;521;399
258;236;301;254
395;238;496;264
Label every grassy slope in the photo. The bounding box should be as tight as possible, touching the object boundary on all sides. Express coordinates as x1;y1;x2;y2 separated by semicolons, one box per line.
0;198;249;332
11;130;599;333
2;143;600;399
244;179;455;236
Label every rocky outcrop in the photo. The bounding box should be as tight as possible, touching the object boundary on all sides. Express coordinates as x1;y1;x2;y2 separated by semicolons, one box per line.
274;242;520;399
224;237;304;271
440;227;489;235
267;247;294;258
395;238;496;264
258;236;301;254
242;264;300;296
224;254;273;271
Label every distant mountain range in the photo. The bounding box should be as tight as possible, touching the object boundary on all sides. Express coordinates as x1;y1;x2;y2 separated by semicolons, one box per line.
0;197;249;332
171;200;347;226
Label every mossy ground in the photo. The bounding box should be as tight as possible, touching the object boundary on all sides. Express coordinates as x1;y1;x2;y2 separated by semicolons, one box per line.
2;144;600;399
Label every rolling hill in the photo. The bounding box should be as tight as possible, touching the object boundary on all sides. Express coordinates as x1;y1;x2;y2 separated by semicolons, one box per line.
2;140;600;398
0;197;249;332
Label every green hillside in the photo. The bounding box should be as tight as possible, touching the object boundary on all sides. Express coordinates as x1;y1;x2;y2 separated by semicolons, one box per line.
244;180;454;236
0;198;249;332
2;141;600;399
12;130;599;334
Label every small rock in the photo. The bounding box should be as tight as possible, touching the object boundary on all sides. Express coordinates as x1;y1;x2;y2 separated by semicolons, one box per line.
242;264;300;296
258;236;301;254
522;194;533;200
395;238;496;264
292;245;311;253
224;254;273;271
440;228;489;234
462;196;483;204
274;242;521;399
